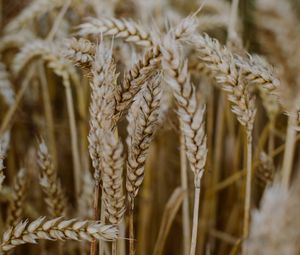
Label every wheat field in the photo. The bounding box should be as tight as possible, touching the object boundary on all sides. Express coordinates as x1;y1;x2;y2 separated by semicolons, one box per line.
0;0;299;254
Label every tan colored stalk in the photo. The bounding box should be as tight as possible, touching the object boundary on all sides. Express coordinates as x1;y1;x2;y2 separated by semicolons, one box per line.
153;187;184;255
63;77;81;196
38;63;57;168
0;217;118;252
281;115;297;189
180;130;191;255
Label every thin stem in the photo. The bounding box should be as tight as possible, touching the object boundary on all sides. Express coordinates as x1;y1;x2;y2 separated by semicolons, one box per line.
180;129;191;255
112;241;117;255
38;63;57;167
129;208;135;255
281;115;297;189
90;184;100;255
190;187;201;255
243;130;252;240
0;67;34;136
64;79;81;196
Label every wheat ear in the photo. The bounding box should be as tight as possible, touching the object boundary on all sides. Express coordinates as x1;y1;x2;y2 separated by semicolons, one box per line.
126;74;162;255
77;17;152;47
37;141;67;217
161;34;207;255
6;168;27;227
0;217;118;252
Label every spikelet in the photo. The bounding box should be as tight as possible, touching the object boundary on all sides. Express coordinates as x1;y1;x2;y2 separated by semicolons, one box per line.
6;168;27;227
113;45;161;122
4;0;63;33
63;37;96;70
126;75;162;208
77;17;152;47
245;174;300;254
0;217;118;252
0;63;15;106
0;132;10;190
256;152;275;188
37;141;67;217
102;131;126;225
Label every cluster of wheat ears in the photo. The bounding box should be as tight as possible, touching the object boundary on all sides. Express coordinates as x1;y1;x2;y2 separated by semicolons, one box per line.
0;0;299;254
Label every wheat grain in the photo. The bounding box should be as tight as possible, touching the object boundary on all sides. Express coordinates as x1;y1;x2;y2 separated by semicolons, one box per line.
0;217;118;252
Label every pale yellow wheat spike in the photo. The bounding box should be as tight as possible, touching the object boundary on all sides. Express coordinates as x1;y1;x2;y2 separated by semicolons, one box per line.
0;217;118;252
78;171;94;218
77;17;153;47
0;63;15;106
37;141;67;217
102;130;126;225
161;32;207;255
4;0;64;33
6;168;27;227
88;43;117;184
126;74;162;209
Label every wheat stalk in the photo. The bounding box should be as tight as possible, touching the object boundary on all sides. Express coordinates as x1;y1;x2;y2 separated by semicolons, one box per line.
77;17;152;47
37;141;67;217
0;217;118;252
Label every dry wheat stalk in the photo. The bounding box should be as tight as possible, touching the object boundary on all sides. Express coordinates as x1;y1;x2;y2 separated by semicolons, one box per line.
4;0;63;33
37;141;67;217
126;74;162;208
161;33;207;255
102;131;126;225
64;37;96;70
0;217;118;252
0;63;15;106
77;17;152;47
6;168;27;227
